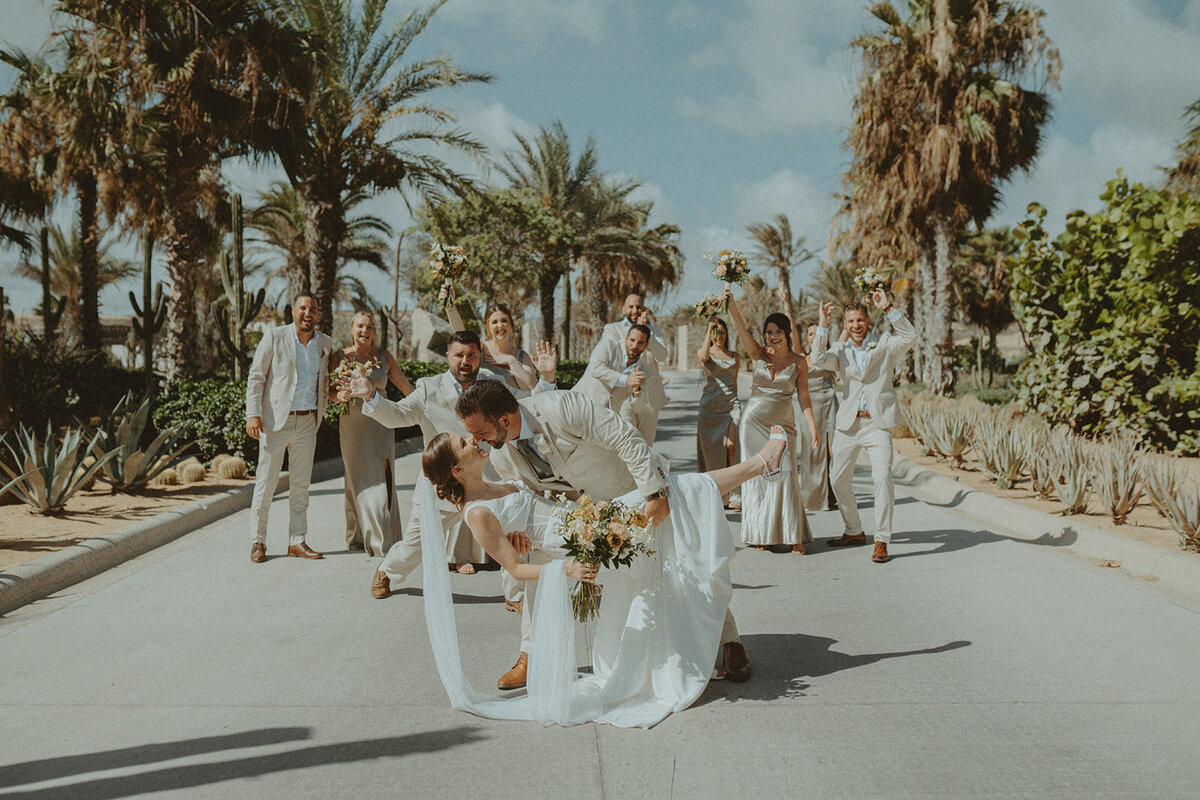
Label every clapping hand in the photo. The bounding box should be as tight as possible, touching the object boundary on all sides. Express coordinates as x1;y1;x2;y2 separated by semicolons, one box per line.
533;340;558;380
870;287;892;311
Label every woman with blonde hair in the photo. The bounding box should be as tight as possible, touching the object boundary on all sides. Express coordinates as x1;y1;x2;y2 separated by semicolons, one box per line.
329;310;414;555
447;294;542;395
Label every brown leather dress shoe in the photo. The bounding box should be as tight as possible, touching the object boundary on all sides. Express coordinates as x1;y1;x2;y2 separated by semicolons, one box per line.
828;532;867;548
872;541;890;563
497;652;528;690
286;543;324;559
250;542;266;563
722;641;752;683
370;570;391;599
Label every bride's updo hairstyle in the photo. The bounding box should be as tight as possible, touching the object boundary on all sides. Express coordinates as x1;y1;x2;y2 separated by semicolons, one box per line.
422;433;466;507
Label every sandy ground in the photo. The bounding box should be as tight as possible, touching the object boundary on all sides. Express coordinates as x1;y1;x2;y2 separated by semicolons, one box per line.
893;435;1200;560
0;476;253;572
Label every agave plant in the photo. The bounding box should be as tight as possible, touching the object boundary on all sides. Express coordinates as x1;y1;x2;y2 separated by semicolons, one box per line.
0;424;119;514
1144;457;1200;550
1047;429;1091;515
1091;432;1145;525
91;393;194;493
973;412;1028;490
1025;431;1057;500
901;393;941;455
928;402;975;466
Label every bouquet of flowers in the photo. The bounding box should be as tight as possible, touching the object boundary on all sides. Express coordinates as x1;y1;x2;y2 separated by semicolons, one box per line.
693;293;726;319
555;494;655;622
429;242;468;308
853;264;888;298
704;249;751;286
327;356;382;416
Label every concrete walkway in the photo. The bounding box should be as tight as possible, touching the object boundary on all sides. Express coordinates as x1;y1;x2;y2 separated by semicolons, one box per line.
1;372;1198;799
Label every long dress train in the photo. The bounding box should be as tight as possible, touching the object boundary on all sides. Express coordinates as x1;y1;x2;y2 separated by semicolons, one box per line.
738;360;812;546
417;473;733;728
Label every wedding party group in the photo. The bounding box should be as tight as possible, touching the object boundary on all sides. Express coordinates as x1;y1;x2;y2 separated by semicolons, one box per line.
242;281;915;728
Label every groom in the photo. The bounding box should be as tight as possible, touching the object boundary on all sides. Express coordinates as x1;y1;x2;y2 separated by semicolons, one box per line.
455;380;752;689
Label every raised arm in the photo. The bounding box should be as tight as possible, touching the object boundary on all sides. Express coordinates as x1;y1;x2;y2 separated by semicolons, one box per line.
487;347;539;391
723;289;765;362
697;317;716;364
871;288;916;357
808;301;841;373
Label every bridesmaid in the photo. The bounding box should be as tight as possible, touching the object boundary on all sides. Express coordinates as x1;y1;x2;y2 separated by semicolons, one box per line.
447;292;539;396
696;316;742;509
798;323;839;511
725;289;820;554
329;311;415;555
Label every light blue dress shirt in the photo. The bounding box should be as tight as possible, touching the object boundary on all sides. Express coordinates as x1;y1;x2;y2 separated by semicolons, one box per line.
291;326;322;412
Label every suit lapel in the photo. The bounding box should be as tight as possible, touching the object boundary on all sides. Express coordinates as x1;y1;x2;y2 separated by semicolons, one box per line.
525;405;575;487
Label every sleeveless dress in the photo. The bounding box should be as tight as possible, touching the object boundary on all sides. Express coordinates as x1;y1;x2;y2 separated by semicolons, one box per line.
418;474;733;728
696;353;740;473
738;359;812;546
484;345;537;398
798;368;838;511
338;357;403;555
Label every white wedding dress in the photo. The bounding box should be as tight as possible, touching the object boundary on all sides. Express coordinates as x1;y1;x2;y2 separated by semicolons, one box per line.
417;473;733;728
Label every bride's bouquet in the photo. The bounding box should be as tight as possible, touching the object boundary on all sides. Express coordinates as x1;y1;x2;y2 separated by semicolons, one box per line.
327;357;381;416
704;249;750;287
853;264;888;299
555;494;655;622
428;242;468;308
693;293;726;319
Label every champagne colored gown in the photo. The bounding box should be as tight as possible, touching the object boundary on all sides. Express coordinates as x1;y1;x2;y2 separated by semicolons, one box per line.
798;367;838;511
696;353;740;473
339;359;403;555
738;359;812;546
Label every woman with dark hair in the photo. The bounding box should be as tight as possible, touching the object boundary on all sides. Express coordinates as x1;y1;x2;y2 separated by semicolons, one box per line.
725;288;820;554
415;424;788;727
446;294;541;395
696;316;742;508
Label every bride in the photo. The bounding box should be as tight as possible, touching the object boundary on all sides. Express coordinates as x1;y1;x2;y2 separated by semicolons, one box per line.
414;426;787;728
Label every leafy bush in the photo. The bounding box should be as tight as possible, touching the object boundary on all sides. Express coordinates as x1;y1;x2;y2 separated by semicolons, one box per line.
396;359;447;382
1011;177;1200;454
556;359;587;390
155;379;258;473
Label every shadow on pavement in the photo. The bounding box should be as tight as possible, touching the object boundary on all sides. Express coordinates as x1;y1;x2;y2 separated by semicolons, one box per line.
0;727;485;799
393;587;505;604
698;634;971;703
886;526;1077;559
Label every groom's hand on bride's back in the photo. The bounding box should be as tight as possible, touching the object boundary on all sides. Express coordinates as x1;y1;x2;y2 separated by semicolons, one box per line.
643;496;670;525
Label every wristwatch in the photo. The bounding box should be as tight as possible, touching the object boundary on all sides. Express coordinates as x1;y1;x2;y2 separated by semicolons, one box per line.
645;488;668;501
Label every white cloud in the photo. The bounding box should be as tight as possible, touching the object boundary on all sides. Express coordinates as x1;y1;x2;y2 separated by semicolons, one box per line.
676;0;862;135
995;123;1178;232
437;0;634;49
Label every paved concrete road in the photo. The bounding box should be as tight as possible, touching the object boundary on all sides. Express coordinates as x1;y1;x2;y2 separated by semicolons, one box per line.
2;372;1198;799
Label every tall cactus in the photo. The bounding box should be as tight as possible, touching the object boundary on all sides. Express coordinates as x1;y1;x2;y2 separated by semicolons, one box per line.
39;226;66;340
129;231;166;400
213;194;265;380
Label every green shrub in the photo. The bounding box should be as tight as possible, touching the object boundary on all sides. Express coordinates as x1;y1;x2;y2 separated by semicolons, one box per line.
396;359;447;382
1011;177;1200;454
556;359;587;390
155;379;259;473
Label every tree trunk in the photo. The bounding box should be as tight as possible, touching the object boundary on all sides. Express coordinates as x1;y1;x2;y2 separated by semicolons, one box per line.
917;249;935;384
161;210;202;381
304;188;344;330
77;172;101;356
581;255;606;355
902;290;917;383
539;271;559;348
562;264;572;359
926;216;956;397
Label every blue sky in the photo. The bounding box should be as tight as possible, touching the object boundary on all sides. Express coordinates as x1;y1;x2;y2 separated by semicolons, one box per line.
3;0;1200;322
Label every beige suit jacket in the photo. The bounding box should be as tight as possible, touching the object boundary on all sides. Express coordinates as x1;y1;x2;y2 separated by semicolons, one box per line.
245;324;332;432
599;320;669;407
488;391;670;501
360;370;501;439
808;311;916;431
573;333;668;413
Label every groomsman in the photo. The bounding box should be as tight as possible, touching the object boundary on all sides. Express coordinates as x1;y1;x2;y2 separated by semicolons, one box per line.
456;380;752;690
573;323;668;444
245;293;332;563
600;294;668;407
351;331;557;599
809;288;916;563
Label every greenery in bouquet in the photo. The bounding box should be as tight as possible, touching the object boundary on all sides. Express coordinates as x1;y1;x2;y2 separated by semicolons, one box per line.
705;249;750;285
327;356;382;416
693;294;726;319
555;494;655;622
853;265;888;298
428;242;468;308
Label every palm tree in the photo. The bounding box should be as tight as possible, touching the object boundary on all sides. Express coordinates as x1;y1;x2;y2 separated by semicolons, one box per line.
1166;99;1200;194
59;0;313;378
500;121;597;340
841;0;1060;395
248;181;393;308
747;213;815;321
958;226;1018;384
808;258;860;308
16;223;137;341
272;0;488;326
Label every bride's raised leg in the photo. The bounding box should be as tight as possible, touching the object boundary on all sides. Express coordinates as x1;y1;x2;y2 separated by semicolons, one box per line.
706;425;787;498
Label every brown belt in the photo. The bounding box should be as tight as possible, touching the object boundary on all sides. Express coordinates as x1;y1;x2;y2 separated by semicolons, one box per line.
856;410;871;418
290;409;317;416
